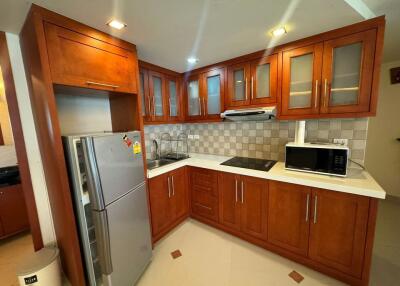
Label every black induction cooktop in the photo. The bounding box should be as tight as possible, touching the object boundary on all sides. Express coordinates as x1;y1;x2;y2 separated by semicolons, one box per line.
221;157;277;172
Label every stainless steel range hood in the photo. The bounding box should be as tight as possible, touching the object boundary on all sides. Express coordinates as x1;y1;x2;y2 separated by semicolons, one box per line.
220;106;276;121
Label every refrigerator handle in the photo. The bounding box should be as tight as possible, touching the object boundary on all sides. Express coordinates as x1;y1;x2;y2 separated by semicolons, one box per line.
81;137;105;210
92;210;113;275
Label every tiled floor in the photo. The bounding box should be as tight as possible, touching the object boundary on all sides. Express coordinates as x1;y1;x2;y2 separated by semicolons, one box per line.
138;199;400;286
0;232;34;286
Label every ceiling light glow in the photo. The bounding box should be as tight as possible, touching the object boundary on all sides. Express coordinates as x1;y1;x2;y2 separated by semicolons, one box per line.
187;57;199;64
272;27;287;37
107;20;126;30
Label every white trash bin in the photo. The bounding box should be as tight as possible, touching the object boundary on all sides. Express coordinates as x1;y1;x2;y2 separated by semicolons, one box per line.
16;247;62;286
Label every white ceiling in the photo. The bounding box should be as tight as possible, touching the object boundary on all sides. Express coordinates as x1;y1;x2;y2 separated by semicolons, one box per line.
0;0;398;72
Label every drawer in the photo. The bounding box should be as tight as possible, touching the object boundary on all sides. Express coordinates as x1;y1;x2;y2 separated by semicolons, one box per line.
191;189;218;222
190;167;218;197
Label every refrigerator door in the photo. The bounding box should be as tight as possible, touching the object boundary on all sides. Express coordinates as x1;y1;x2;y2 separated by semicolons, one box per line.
82;131;145;210
93;183;152;286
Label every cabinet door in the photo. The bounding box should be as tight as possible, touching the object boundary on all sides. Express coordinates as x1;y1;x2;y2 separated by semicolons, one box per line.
166;76;182;122
218;172;241;230
186;75;203;120
148;173;173;236
44;22;137;93
0;185;29;237
240;176;268;241
267;181;311;256
170;168;189;220
321;30;376;114
281;44;323;116
250;54;278;105
309;188;370;277
227;63;251;107
202;68;225;119
149;71;167;122
139;68;152;122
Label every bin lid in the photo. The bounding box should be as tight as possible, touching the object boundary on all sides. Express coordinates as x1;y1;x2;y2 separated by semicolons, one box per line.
16;247;59;276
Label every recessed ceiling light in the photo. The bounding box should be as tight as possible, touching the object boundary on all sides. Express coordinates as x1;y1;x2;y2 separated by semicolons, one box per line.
187;57;199;64
107;20;127;30
272;27;287;37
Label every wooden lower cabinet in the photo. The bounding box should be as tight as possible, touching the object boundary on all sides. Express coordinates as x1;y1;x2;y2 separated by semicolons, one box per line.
148;167;188;241
0;184;30;238
309;188;370;277
218;172;268;240
267;181;311;256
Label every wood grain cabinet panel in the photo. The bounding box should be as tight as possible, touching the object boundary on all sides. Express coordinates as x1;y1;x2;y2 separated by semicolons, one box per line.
0;184;29;238
44;22;137;93
309;188;370;277
267;181;311;256
170;167;189;219
218;172;241;230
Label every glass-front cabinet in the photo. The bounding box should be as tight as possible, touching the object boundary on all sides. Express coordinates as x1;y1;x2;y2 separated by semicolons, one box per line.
139;68;151;121
320;30;376;114
148;71;166;122
186;68;224;121
166;76;181;121
281;44;323;116
227;54;277;108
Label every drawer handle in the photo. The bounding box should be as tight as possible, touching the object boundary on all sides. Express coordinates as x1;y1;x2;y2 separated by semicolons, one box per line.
86;81;119;89
195;203;212;211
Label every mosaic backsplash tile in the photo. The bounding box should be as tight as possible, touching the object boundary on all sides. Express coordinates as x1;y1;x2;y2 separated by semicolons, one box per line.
144;118;369;165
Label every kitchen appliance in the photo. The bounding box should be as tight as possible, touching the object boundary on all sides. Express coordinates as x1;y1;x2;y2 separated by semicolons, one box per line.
63;132;152;286
220;106;276;121
221;156;277;171
285;142;349;177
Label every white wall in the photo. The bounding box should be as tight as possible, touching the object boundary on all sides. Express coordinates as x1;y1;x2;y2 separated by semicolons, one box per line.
6;33;56;245
365;61;400;198
0;67;14;145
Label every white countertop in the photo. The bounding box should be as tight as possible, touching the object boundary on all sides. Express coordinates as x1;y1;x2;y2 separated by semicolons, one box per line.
147;153;386;199
0;145;18;168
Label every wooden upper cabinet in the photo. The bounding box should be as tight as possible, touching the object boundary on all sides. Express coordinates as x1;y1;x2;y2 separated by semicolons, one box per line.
227;54;278;109
148;70;167;122
309;188;370;277
185;68;225;121
139;68;152;121
320;30;376;114
281;43;323;117
166;75;182;121
44;22;137;93
267;181;311;256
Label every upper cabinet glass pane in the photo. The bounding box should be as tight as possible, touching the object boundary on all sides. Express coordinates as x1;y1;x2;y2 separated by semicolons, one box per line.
256;63;270;99
169;80;178;117
233;69;245;101
153;76;163;116
289;53;313;109
207;75;220;115
330;42;362;106
139;72;146;116
188;80;200;116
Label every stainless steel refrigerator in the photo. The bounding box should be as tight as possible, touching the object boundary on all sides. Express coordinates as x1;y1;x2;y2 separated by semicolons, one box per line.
63;131;152;286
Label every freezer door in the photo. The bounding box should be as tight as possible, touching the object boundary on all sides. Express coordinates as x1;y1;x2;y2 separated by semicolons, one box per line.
82;131;145;210
104;183;152;286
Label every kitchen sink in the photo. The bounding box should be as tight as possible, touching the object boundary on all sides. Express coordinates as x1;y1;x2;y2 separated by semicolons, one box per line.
146;158;176;170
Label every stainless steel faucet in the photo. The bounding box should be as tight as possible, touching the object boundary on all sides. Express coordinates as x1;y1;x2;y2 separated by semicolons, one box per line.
152;139;159;160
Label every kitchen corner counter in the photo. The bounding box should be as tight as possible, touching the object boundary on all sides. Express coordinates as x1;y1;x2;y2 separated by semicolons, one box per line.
147;153;386;199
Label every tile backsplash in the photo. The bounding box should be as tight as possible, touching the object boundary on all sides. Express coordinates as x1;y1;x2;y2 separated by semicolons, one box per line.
144;118;368;164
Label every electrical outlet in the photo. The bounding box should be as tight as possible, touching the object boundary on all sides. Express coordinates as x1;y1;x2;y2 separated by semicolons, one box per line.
333;139;348;146
188;134;194;140
194;134;200;139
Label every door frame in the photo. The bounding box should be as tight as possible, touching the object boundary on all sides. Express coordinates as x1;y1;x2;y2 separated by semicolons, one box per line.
0;32;43;250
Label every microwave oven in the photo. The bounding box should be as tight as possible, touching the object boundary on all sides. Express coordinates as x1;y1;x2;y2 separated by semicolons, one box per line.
285;143;349;177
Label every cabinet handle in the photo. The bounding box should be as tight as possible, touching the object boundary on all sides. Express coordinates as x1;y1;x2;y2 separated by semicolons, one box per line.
203;98;206;116
251;76;254;99
195;203;212;211
305;194;310;222
314;80;319;108
245;78;248;100
169;97;172;116
313;195;318;224
324;79;329;108
153;96;156;116
171;176;175;196
167;176;171;198
241;181;244;204
86;81;119;89
198;97;202;116
235;179;238;203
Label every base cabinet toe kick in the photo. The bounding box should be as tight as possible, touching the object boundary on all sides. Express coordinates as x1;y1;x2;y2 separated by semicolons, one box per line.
148;166;379;286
